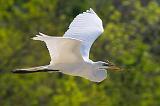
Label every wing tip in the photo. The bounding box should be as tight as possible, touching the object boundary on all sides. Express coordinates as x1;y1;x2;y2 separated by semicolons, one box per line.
89;8;96;14
84;8;96;14
39;32;48;37
31;32;48;41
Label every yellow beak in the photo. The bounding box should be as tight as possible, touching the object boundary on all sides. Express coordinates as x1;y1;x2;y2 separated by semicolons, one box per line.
107;61;123;71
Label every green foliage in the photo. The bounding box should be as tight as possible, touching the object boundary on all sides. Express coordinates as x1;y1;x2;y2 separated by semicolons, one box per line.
0;0;160;106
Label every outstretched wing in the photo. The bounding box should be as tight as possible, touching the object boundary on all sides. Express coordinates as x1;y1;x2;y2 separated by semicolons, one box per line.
63;8;104;61
33;33;84;65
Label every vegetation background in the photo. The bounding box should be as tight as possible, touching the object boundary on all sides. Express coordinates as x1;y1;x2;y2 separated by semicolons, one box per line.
0;0;160;106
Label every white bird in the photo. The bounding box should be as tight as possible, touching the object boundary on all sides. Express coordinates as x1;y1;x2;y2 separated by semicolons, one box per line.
12;8;120;82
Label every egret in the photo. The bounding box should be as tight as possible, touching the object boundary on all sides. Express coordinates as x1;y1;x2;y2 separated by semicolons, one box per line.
12;8;120;82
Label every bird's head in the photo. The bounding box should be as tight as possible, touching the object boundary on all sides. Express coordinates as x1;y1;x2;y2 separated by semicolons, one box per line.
95;60;121;71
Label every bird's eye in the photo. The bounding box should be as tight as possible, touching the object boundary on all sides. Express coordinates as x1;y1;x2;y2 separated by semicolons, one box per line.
102;63;108;66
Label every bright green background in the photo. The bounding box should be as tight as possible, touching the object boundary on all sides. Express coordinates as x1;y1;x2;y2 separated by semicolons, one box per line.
0;0;160;106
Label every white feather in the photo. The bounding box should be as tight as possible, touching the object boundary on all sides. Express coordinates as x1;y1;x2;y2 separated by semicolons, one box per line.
33;35;83;65
63;8;104;61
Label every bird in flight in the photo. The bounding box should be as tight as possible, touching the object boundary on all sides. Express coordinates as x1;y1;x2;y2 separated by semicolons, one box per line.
12;8;121;82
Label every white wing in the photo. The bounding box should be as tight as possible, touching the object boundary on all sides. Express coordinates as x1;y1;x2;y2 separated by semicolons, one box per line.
33;33;84;65
63;8;104;61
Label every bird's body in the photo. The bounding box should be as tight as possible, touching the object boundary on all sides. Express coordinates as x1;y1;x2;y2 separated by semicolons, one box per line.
13;8;120;82
48;60;107;82
33;35;107;82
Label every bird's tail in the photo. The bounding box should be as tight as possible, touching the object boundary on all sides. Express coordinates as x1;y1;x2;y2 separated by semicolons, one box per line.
12;65;59;74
